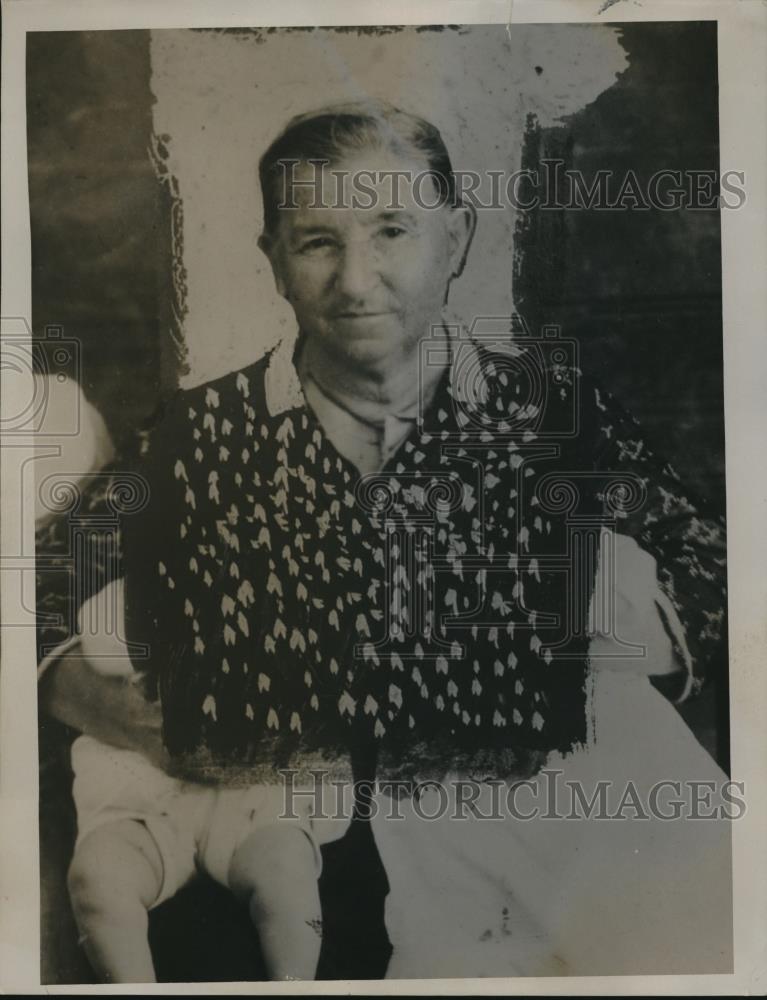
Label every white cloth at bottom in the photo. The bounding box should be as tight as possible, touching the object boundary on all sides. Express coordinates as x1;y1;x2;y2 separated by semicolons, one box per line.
371;669;733;978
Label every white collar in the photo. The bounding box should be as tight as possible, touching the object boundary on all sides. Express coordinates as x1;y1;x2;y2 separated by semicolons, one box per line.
264;331;305;417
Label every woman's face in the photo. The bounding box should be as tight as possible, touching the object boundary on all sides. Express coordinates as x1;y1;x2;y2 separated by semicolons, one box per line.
261;147;475;372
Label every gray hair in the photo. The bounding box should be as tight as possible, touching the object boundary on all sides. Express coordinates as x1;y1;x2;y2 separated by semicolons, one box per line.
258;100;457;235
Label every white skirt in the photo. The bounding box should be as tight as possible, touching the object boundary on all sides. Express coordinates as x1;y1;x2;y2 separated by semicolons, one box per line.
371;669;733;978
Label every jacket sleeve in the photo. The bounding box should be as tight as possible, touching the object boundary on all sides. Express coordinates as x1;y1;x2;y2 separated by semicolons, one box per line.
121;380;243;755
585;377;727;702
121;389;190;699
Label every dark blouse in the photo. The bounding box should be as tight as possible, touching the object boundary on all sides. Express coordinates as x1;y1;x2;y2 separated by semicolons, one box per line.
107;333;728;782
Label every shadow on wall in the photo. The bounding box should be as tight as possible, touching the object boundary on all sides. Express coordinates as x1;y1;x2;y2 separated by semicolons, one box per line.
512;21;727;769
27;29;179;448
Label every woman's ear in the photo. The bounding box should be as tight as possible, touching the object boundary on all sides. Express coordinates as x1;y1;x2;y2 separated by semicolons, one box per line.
258;231;287;298
446;201;477;279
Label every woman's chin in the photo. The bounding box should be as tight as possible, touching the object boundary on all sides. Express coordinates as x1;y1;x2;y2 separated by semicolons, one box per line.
320;324;412;367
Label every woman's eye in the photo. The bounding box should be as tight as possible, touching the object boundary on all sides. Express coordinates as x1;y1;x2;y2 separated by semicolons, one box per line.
299;237;334;253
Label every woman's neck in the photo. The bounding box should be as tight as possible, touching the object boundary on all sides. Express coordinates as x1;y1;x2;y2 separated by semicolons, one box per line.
299;331;448;421
299;337;447;417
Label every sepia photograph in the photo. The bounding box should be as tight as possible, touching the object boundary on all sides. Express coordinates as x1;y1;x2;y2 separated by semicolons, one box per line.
2;3;764;990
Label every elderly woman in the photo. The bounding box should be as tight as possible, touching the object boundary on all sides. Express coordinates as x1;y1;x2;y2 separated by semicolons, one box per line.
39;101;730;980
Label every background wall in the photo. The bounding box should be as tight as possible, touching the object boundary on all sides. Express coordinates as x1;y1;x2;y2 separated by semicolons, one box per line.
522;22;727;762
519;21;724;511
27;30;177;441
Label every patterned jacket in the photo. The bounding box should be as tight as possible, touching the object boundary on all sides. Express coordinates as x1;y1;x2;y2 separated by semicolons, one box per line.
104;330;728;781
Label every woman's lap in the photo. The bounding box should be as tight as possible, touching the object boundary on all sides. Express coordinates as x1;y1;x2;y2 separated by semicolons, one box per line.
373;672;733;978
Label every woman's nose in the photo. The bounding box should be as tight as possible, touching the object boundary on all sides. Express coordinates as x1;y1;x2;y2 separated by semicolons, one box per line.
333;241;380;298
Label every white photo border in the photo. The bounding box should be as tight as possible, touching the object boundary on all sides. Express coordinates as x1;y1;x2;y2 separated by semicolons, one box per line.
2;0;765;994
